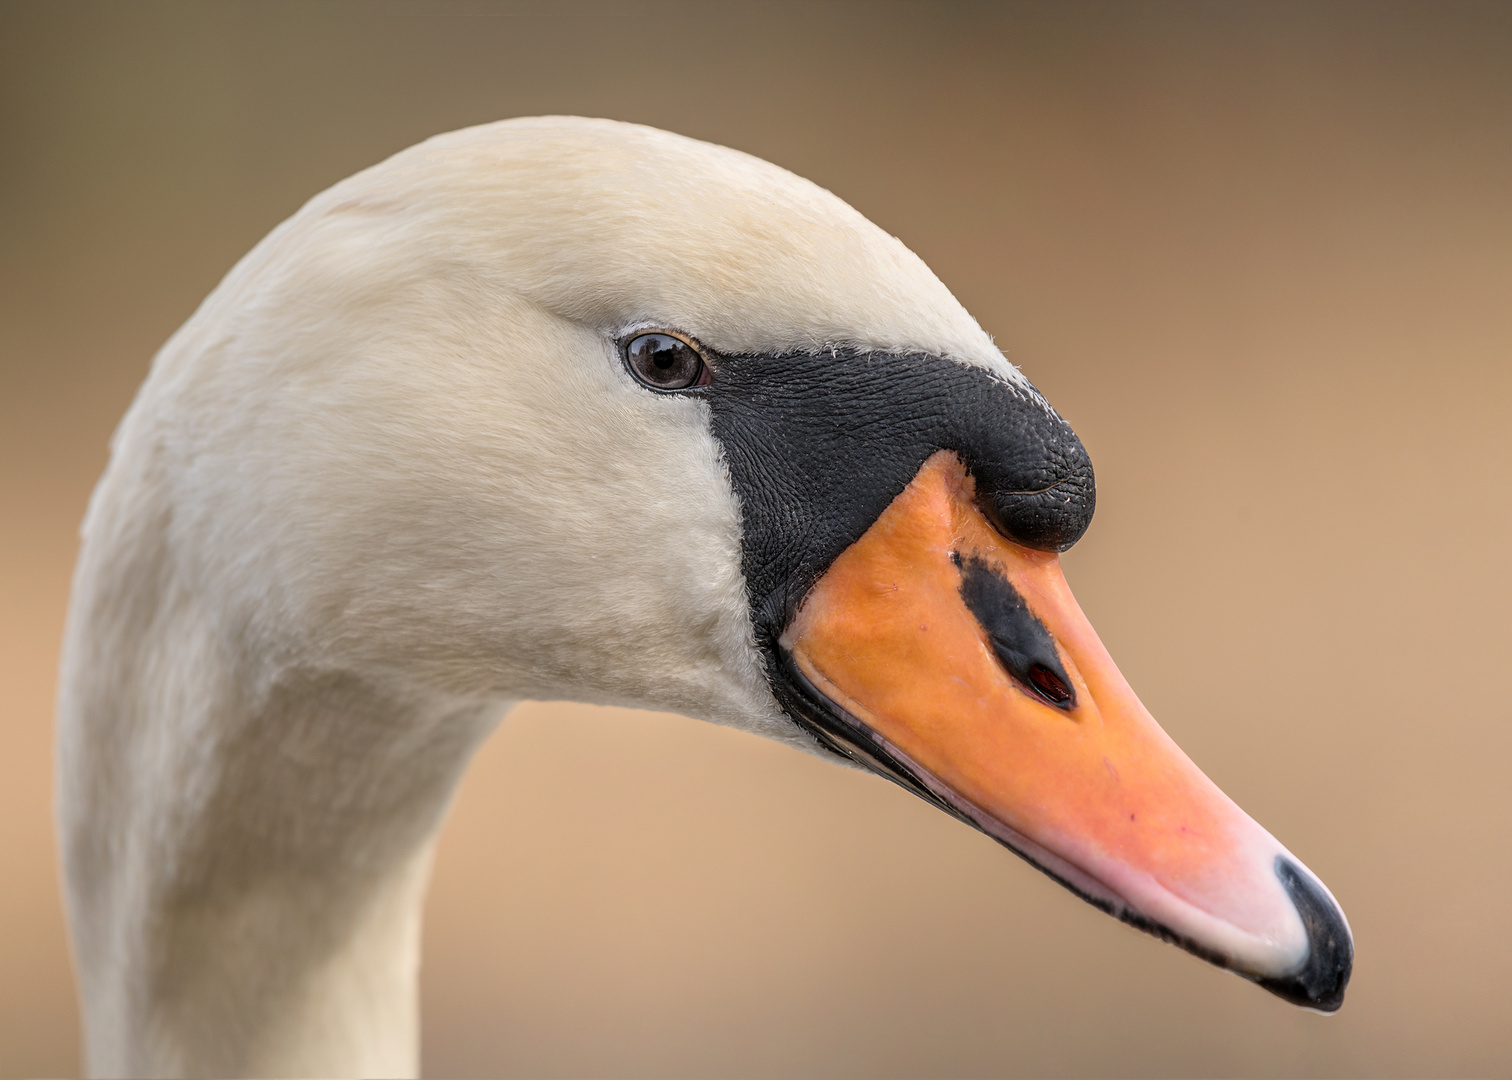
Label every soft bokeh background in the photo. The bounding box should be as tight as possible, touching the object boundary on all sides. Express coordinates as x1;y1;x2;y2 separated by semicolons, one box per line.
3;1;1510;1076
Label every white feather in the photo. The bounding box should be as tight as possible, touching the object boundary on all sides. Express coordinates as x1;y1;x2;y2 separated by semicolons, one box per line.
57;116;1024;1077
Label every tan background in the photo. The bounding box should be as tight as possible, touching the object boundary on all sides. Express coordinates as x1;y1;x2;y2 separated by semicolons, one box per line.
3;1;1510;1076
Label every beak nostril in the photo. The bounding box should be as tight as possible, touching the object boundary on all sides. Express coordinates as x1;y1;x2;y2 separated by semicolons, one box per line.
1026;663;1073;707
956;554;1077;712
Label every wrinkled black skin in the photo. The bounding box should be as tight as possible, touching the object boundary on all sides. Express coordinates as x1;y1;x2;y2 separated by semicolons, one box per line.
695;347;1095;647
649;344;1347;1011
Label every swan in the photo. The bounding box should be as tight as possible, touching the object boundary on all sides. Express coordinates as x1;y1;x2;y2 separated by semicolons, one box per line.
57;116;1352;1078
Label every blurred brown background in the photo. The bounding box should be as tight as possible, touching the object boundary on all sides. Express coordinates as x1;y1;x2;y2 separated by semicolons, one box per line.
3;1;1510;1076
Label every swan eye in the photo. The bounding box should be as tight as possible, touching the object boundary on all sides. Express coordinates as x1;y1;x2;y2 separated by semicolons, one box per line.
624;332;708;391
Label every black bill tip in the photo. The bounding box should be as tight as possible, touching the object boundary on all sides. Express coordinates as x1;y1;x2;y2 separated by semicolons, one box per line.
1255;856;1353;1012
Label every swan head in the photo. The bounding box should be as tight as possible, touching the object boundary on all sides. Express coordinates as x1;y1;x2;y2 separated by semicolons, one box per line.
124;116;1350;1012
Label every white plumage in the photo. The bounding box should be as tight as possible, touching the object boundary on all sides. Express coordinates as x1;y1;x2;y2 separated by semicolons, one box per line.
58;117;1028;1077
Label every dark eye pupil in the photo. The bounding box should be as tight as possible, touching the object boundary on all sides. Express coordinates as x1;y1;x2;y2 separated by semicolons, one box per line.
626;332;704;390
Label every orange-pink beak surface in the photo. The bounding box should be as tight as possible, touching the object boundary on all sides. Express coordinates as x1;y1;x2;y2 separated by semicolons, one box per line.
781;452;1351;1007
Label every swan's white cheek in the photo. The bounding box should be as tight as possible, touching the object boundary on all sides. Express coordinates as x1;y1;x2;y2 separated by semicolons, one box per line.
169;280;785;737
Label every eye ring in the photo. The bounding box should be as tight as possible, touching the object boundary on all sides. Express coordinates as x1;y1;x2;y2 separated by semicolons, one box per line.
621;330;711;392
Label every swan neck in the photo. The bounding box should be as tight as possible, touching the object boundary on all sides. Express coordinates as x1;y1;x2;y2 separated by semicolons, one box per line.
60;597;506;1077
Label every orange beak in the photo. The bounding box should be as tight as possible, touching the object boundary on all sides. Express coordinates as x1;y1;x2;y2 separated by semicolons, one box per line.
780;451;1351;1008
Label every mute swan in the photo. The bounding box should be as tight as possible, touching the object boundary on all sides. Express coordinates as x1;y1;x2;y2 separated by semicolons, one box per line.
57;116;1351;1078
